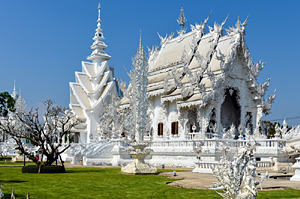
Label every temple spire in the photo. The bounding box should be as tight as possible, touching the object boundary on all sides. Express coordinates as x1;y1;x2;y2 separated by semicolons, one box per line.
87;3;111;62
97;3;101;31
12;80;18;100
177;6;187;35
139;30;142;52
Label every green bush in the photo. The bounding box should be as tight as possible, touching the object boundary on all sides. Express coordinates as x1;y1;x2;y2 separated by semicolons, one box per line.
22;165;66;173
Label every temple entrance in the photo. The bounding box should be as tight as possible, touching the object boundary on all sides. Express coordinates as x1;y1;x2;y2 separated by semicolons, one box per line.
221;88;241;131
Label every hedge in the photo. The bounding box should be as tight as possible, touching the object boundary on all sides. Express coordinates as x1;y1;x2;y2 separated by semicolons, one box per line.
22;165;66;173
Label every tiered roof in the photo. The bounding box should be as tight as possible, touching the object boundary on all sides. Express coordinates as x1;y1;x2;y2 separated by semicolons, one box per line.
121;11;275;114
69;4;116;128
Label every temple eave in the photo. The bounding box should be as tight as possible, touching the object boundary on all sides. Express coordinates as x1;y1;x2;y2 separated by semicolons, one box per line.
87;54;111;61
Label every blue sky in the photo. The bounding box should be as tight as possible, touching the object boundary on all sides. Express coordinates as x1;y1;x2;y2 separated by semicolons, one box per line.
0;1;299;125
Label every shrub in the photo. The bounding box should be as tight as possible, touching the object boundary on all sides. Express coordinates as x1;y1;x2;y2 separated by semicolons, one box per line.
22;165;66;173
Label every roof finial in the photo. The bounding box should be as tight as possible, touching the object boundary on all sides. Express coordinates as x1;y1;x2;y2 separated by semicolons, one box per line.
139;30;142;52
98;3;101;20
178;6;187;30
12;80;18;100
177;6;187;35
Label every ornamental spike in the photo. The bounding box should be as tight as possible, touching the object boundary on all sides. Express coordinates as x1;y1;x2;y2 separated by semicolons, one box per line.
97;3;101;29
242;13;250;27
13;80;16;92
177;6;187;30
139;30;142;53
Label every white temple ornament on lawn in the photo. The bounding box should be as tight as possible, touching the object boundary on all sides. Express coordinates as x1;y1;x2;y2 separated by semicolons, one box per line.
212;142;268;199
121;32;157;174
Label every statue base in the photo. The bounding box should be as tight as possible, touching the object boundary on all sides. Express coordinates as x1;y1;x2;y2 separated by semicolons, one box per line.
121;141;157;175
290;157;300;181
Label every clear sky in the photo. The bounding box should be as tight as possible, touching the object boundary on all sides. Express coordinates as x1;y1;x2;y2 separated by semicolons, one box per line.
0;1;299;125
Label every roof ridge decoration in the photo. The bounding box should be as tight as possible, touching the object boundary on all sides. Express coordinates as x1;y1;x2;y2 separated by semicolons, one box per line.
162;12;212;99
157;32;174;49
219;15;275;115
181;14;227;102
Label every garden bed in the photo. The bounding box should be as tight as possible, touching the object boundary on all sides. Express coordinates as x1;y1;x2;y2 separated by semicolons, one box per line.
22;165;66;173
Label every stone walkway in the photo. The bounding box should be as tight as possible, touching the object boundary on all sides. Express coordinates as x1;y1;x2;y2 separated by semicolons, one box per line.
159;170;300;190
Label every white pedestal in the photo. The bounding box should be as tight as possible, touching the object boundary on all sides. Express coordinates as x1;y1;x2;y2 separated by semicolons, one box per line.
290;157;300;181
192;162;214;174
121;142;157;174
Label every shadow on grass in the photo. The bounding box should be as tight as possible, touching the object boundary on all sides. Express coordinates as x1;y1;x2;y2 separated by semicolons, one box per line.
0;180;27;183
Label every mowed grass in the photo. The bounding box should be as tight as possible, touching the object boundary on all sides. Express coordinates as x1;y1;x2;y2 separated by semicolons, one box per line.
0;167;299;199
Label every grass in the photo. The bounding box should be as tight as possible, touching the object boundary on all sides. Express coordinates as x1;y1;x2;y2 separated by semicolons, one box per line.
0;167;299;198
0;161;35;166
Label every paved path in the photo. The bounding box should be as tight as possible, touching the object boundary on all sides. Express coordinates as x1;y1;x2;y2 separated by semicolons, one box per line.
64;164;300;190
159;170;300;190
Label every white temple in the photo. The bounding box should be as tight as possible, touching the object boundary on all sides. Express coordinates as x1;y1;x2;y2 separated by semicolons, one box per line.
69;4;120;144
64;5;300;174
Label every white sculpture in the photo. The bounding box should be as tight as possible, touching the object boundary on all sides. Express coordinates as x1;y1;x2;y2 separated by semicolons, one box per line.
212;142;268;199
121;32;157;174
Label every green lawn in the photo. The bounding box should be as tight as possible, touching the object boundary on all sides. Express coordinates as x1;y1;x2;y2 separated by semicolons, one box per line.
0;167;299;198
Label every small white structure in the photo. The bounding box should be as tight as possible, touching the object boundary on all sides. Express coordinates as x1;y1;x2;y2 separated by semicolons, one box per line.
69;4;120;144
290;157;300;181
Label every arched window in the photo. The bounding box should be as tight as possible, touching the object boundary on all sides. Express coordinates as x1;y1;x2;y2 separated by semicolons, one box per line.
171;122;178;135
158;123;163;136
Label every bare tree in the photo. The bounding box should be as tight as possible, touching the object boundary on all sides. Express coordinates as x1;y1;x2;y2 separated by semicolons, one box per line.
0;99;81;165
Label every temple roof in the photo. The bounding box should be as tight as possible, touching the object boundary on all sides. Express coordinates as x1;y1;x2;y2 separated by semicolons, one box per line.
120;15;274;112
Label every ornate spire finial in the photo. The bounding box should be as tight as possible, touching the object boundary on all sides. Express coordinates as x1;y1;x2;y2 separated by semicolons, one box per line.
98;3;101;21
12;80;18;100
177;6;187;30
177;6;187;35
139;30;142;52
87;3;111;61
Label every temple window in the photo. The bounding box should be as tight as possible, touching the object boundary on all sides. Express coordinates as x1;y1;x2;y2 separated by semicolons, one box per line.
171;121;178;135
158;123;163;136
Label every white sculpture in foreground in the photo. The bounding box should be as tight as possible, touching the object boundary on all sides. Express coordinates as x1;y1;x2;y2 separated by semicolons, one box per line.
212;142;268;199
121;33;157;174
